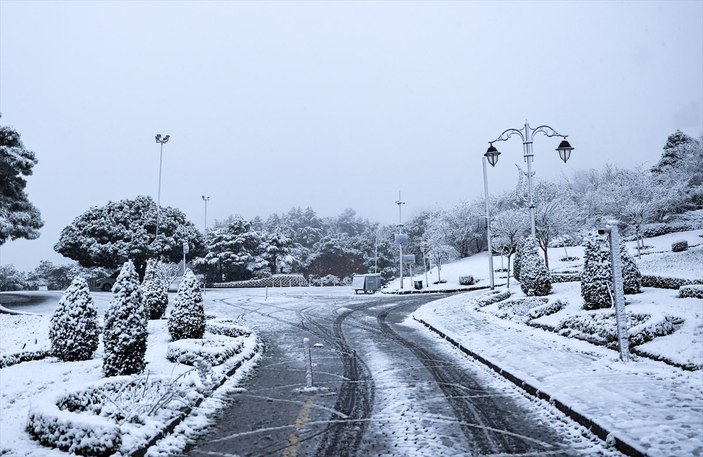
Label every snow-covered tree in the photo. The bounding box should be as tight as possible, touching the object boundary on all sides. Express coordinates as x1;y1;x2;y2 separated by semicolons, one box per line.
492;209;529;287
49;277;99;361
194;215;264;282
0;264;28;291
26;261;74;290
54;196;203;280
512;238;527;282
141;259;168;319
518;238;551;296
0;119;43;245
580;232;613;310
263;230;293;274
532;180;579;269
168;269;205;341
103;260;148;376
621;243;642;295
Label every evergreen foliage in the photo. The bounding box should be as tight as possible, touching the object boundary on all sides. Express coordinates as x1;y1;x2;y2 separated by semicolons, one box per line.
0;119;44;245
54;195;203;280
103;260;148;376
518;237;552;296
168;269;205;341
620;243;642;294
512;238;526;282
49;277;99;361
580;233;613;309
141;258;168;319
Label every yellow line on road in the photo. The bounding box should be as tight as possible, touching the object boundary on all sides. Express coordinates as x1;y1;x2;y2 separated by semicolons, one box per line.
282;395;316;457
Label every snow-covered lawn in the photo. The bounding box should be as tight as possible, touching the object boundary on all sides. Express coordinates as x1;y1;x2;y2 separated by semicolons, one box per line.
406;229;703;456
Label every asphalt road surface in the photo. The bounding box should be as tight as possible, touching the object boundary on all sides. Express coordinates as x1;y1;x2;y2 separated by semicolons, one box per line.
187;291;614;457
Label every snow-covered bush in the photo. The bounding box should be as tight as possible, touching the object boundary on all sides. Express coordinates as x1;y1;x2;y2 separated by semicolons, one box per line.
474;289;511;307
512;238;526;282
168;269;205;341
103;260;148;377
167;335;244;366
26;389;122;456
551;272;581;283
672;240;689;252
494;297;549;322
620;243;642;294
580;232;613;310
48;277;100;362
26;374;199;456
518;237;552;296
641;275;700;289
527;299;567;320
679;284;703;299
557;312;679;347
141;259;168;319
459;275;475;286
206;318;251;337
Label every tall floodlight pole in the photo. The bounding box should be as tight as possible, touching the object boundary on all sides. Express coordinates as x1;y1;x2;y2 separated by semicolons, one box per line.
154;134;170;239
482;156;495;290
202;195;210;291
396;191;405;289
484;121;574;241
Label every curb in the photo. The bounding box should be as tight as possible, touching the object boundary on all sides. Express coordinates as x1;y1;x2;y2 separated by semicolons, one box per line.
413;316;647;457
382;283;498;295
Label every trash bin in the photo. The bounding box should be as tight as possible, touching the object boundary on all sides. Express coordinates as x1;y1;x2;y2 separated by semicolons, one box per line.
413;280;423;290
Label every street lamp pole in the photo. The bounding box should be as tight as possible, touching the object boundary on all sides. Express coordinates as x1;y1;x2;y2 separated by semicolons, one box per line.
395;191;405;290
484;120;574;240
482;156;495;290
154;134;170;239
202;195;210;291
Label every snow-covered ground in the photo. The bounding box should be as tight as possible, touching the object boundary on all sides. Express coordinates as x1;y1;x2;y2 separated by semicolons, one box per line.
403;229;703;456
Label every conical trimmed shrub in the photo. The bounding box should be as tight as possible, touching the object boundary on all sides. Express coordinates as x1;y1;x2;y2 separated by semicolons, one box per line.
142;259;168;319
103;260;148;377
49;277;100;361
620;243;642;294
512;238;526;282
519;237;552;296
581;232;613;310
168;269;205;341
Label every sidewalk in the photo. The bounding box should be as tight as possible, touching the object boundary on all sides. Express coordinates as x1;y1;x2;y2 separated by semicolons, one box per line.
411;292;703;457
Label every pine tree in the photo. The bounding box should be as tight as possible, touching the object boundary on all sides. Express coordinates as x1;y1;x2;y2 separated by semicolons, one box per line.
581;232;613;309
141;258;168;319
518;237;552;296
168;269;205;341
103;260;148;376
620;243;642;294
49;277;99;361
512;238;526;282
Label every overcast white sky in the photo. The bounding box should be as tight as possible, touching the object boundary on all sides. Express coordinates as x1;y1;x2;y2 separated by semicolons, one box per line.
1;0;702;271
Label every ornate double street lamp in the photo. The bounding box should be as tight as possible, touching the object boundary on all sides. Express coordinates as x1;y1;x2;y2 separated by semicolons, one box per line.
484;120;574;240
154;133;170;238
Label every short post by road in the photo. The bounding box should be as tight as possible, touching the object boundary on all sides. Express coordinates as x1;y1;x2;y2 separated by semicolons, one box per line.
601;221;631;362
303;337;314;388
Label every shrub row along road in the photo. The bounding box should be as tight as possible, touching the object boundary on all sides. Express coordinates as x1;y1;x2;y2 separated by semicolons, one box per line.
187;290;616;457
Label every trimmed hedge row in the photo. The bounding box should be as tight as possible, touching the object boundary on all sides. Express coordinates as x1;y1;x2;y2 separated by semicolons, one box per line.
551;272;582;283
0;349;50;369
474;289;511;308
641;275;702;289
679;285;703;299
167;335;244;366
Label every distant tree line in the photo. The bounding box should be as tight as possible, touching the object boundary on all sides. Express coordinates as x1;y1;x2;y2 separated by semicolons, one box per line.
1;129;701;290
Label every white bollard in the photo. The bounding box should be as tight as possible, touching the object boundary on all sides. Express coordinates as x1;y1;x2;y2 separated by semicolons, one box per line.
303;337;314;388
